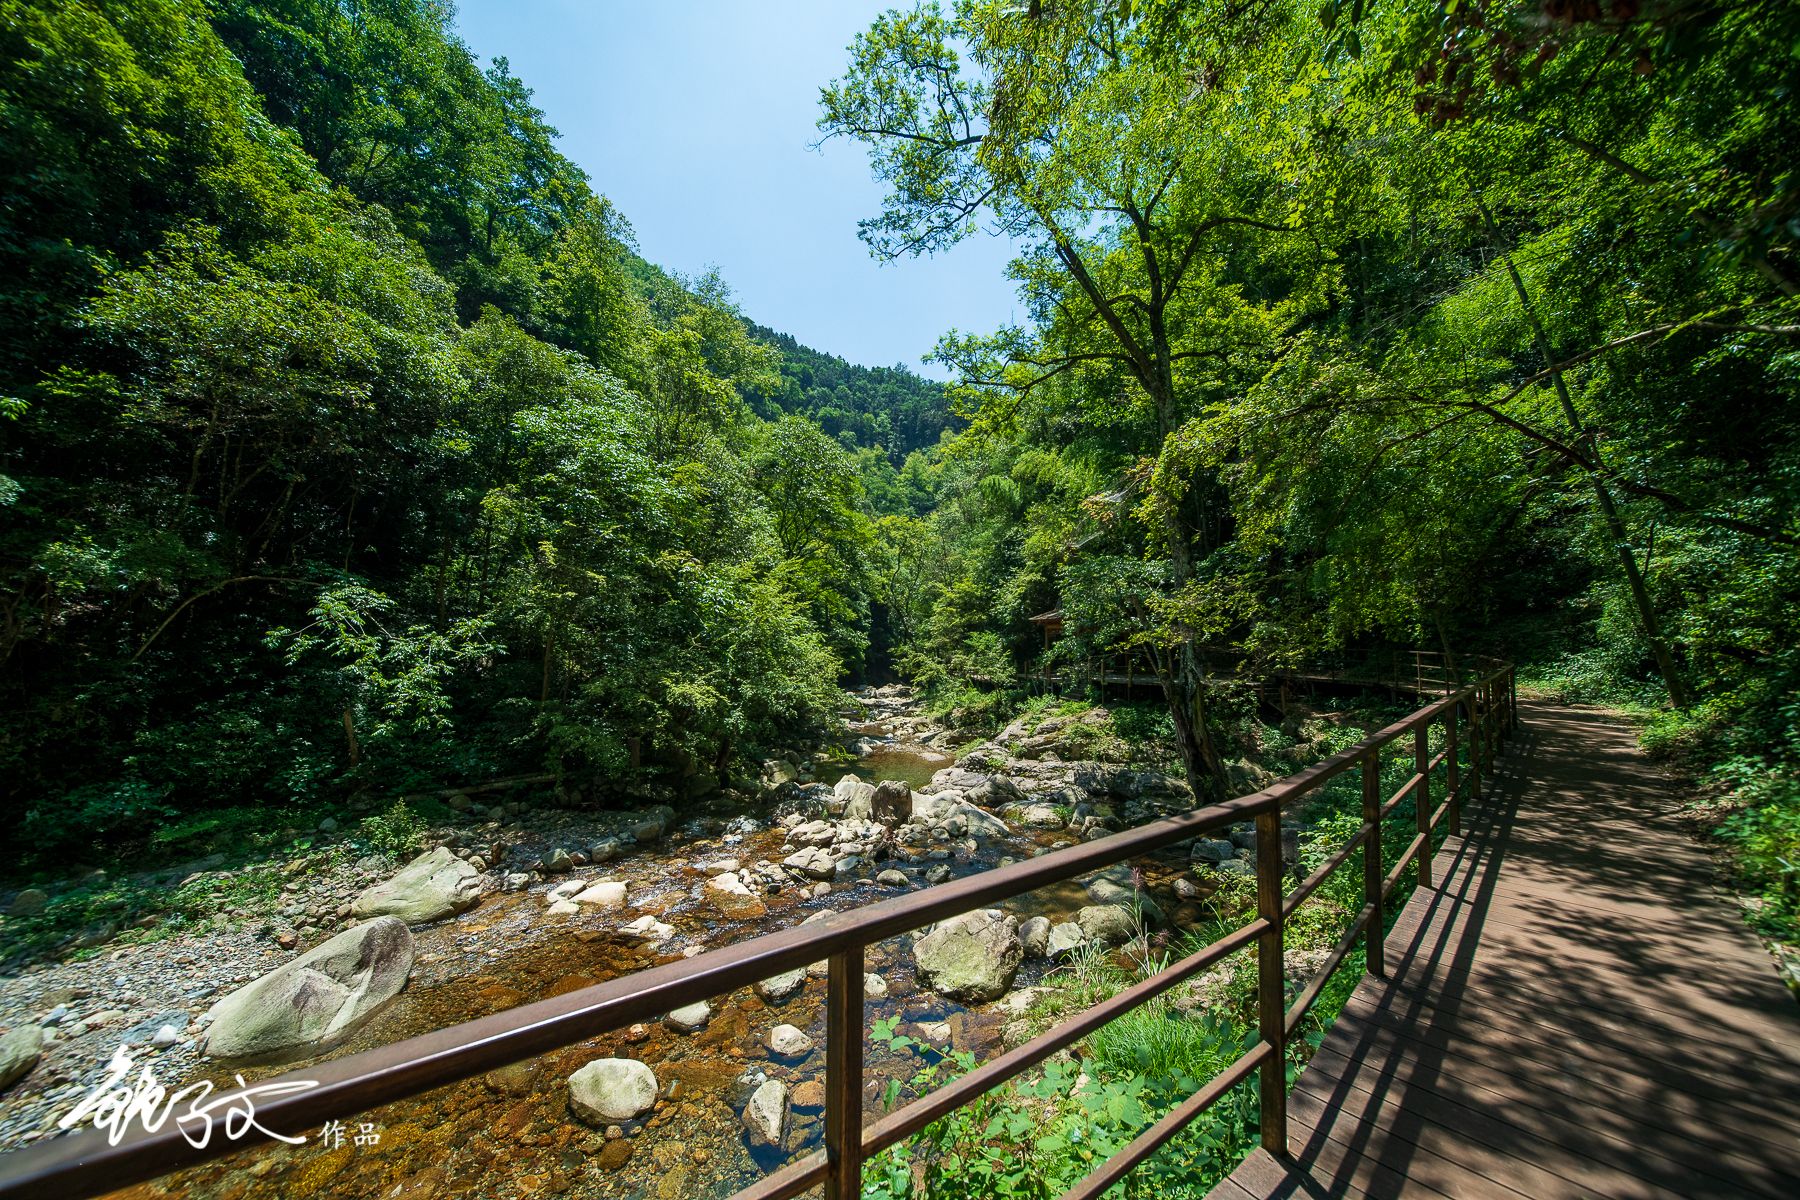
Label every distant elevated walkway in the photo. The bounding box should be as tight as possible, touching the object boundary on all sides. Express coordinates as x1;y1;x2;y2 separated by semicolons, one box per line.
1214;703;1800;1199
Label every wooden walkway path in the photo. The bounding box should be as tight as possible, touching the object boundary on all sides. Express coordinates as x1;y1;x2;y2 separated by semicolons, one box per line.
1213;702;1800;1200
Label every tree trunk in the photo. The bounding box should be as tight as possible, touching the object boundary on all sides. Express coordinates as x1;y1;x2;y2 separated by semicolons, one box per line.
1480;198;1691;706
342;706;361;769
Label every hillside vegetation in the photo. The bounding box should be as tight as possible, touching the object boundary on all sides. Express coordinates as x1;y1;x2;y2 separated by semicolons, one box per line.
1;0;1795;964
0;0;935;865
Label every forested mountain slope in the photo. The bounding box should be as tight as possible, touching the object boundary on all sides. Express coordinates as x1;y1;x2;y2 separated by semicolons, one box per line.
0;0;919;863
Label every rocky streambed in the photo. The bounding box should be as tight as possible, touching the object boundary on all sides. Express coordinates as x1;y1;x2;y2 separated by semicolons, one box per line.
0;686;1305;1199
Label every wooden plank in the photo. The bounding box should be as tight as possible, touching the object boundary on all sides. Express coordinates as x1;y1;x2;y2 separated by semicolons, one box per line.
1299;1040;1796;1199
1212;700;1800;1200
1326;988;1800;1142
1283;1089;1535;1200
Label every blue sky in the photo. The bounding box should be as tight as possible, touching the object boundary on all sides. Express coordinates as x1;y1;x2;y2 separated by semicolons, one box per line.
453;1;1023;378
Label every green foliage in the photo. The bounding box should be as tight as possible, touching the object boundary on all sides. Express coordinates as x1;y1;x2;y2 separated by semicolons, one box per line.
357;799;426;858
0;0;926;871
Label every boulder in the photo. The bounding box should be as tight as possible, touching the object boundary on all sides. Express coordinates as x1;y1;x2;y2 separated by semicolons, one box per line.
1018;915;1052;959
1076;904;1136;947
870;780;913;826
877;869;910;889
568;1058;658;1125
1047;921;1086;958
1014;804;1066;829
835;776;877;822
755;969;807;1003
913;910;1023;1002
766;1024;815;1057
8;889;48;918
1082;867;1166;927
0;1025;44;1092
664;1001;711;1033
705;872;768;917
743;1078;789;1147
782;847;837;880
572;881;628;910
1190;838;1237;865
351;847;480;925
201;917;414;1058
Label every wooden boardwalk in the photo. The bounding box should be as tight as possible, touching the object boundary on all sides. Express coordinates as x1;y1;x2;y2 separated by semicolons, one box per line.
1213;702;1800;1200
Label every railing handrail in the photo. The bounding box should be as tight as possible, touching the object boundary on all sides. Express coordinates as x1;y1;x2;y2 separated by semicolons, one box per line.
0;661;1519;1200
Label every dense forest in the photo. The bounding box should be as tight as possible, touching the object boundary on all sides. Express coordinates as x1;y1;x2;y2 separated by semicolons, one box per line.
0;0;933;861
1;0;1796;954
818;0;1800;943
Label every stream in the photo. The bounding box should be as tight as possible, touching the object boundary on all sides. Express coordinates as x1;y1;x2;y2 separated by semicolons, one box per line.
94;690;1207;1200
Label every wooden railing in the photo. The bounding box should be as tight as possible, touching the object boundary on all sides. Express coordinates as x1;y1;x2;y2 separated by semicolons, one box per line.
0;660;1519;1200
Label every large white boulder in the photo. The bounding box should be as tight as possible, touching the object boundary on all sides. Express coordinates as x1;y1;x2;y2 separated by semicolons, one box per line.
913;909;1023;1002
351;847;481;924
743;1078;789;1147
201;917;414;1058
0;1025;44;1092
568;1058;658;1125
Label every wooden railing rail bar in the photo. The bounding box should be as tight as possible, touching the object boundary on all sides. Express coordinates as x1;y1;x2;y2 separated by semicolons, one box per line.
1283;902;1377;1038
1362;754;1386;980
1282;827;1372;919
0;662;1517;1200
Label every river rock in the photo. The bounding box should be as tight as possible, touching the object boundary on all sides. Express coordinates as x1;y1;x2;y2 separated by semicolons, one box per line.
1018;915;1052;958
573;881;628;910
864;972;889;999
767;1023;815;1057
664;1001;712;1033
0;1025;44;1091
1015;804;1066;829
877;868;910;888
913;910;1023;1002
351;847;481;924
782;846;837;880
547;879;587;903
870;780;913;826
1047;921;1086;958
8;889;48;918
1076;904;1136;947
620;914;675;943
200;917;414;1058
756;969;807;1003
743;1078;789;1147
705;872;768;916
568;1058;658;1124
1190;838;1237;865
1173;876;1204;902
950;801;1011;838
835;776;877;821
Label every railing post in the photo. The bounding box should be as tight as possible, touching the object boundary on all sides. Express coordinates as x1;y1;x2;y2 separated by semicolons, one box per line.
1510;668;1520;735
1468;691;1484;804
1254;805;1288;1157
824;944;866;1200
1414;719;1432;890
1445;704;1461;838
1361;752;1385;980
